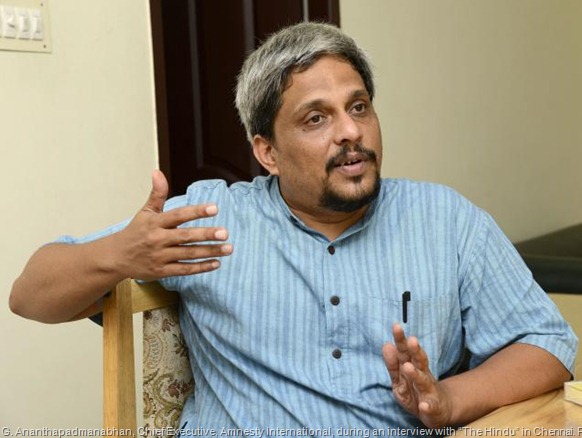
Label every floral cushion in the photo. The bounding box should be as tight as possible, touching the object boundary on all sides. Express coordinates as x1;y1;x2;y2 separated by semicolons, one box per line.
143;305;194;429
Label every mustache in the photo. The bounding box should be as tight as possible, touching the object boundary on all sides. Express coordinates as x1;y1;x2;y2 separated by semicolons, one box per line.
325;144;378;173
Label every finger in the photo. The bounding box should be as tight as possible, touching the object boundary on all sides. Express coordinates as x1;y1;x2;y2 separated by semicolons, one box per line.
417;394;450;424
406;336;430;372
382;343;401;386
158;204;219;229
402;361;436;396
143;170;169;214
385;348;417;407
167;226;229;246
392;323;412;362
392;323;406;349
164;243;234;262
164;259;223;277
419;400;437;417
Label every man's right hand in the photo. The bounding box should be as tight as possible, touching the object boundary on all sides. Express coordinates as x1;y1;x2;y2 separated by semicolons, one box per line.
113;170;233;281
9;170;233;323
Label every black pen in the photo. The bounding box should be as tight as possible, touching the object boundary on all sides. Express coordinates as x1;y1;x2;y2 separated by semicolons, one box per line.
402;291;411;323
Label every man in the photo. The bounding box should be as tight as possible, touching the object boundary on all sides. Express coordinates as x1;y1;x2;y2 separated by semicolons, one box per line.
10;22;577;432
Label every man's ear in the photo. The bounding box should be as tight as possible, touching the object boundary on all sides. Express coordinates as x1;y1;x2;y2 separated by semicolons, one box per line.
252;135;280;176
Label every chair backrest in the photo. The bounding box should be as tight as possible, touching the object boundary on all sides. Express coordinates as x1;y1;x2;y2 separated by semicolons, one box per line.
102;278;194;433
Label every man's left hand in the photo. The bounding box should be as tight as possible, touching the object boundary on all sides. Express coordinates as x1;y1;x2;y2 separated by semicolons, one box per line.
382;323;454;428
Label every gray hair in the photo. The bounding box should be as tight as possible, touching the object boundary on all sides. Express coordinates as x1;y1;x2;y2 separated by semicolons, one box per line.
235;22;375;143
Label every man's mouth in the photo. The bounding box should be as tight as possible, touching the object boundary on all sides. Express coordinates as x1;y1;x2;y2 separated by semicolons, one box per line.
326;145;377;173
335;158;364;168
329;153;371;177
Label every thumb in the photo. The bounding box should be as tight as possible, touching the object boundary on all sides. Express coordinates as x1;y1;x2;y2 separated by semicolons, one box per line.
143;170;169;213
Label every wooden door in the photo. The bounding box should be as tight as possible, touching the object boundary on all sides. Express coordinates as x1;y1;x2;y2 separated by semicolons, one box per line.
150;0;340;196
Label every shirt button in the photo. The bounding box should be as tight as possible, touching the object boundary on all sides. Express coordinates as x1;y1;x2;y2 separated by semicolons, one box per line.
332;348;342;359
330;295;340;306
327;245;336;255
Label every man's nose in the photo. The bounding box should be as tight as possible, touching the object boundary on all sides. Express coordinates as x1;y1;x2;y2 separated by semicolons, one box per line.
333;112;363;145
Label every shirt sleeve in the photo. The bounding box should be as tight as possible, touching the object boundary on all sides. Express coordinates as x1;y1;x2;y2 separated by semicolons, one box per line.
54;218;131;245
458;208;578;374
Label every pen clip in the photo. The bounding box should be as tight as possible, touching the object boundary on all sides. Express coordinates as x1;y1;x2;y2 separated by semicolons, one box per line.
402;291;411;324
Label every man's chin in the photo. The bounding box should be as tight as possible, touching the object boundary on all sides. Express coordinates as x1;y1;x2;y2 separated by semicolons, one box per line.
320;176;381;213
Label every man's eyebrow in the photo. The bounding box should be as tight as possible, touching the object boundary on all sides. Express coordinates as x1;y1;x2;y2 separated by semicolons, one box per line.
294;99;326;116
294;89;370;116
349;89;370;100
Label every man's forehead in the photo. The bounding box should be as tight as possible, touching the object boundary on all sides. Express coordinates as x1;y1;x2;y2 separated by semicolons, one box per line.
281;56;368;109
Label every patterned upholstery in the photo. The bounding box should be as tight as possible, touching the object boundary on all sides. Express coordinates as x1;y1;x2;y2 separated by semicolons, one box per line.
143;304;194;429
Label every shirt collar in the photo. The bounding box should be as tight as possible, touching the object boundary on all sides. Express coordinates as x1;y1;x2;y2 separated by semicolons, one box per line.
267;175;383;243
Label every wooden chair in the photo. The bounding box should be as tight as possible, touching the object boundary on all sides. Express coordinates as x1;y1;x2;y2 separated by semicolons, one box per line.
102;278;194;435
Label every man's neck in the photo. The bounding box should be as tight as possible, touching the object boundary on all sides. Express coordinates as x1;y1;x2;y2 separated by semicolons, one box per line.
287;204;369;241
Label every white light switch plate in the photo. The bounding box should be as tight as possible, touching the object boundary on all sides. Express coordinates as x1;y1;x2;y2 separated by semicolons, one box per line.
0;0;51;53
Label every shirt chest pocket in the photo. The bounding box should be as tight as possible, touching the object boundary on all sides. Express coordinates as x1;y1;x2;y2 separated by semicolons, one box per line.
365;293;462;374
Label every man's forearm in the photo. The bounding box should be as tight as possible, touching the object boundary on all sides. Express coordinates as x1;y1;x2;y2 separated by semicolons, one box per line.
442;343;571;426
9;236;126;324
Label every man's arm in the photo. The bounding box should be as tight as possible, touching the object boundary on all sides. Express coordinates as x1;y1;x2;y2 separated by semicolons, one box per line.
383;323;571;428
9;170;233;324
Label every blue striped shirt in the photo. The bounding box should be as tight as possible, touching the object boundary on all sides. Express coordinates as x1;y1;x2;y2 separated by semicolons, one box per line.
60;176;577;433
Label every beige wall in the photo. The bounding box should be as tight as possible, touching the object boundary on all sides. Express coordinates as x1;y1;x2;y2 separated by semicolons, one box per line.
2;0;581;429
1;0;156;428
341;0;582;242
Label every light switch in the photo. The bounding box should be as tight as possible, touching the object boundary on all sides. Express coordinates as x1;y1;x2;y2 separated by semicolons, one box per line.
1;5;17;39
16;7;30;39
0;1;51;53
29;8;42;40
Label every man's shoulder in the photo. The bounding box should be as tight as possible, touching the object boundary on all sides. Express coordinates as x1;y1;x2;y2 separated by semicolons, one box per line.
378;178;483;225
187;175;272;196
380;178;466;204
164;176;273;210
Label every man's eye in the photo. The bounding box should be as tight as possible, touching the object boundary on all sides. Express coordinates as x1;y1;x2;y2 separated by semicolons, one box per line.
352;103;366;113
308;115;323;124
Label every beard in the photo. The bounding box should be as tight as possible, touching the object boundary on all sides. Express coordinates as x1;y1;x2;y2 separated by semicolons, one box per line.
320;172;381;212
319;145;381;213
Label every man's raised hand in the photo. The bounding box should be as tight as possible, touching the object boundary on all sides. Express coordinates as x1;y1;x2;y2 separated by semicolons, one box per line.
383;323;454;428
113;170;233;281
